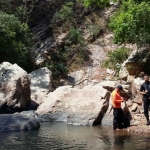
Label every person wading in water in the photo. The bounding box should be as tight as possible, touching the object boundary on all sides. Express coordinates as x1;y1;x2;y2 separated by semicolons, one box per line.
111;85;125;130
140;75;150;125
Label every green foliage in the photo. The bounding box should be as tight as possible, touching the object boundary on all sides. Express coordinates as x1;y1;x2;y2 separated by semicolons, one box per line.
78;0;109;8
78;0;117;8
52;1;75;33
109;0;150;47
0;0;25;21
66;27;84;44
0;12;33;71
65;27;88;65
53;2;74;22
45;27;88;78
88;25;100;38
102;47;130;75
46;60;68;79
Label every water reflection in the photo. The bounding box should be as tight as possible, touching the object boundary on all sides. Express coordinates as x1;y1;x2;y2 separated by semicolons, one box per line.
0;122;149;150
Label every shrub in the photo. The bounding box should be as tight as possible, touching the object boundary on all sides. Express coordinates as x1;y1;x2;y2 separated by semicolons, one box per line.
102;47;130;75
52;2;74;22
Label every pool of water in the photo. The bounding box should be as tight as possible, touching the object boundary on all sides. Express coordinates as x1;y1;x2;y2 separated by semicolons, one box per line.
0;122;150;150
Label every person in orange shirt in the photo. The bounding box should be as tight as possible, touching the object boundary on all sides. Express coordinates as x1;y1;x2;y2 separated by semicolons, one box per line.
111;85;125;130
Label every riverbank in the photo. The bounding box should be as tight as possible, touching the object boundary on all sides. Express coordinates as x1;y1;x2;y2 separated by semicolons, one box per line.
129;125;150;134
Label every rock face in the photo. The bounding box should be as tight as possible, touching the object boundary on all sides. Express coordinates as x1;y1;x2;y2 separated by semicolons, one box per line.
30;0;65;65
67;34;118;88
29;67;52;108
0;114;40;131
0;62;31;113
119;47;147;81
36;84;110;126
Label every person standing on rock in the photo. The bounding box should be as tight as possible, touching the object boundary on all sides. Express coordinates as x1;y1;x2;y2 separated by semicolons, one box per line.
140;75;150;125
111;85;125;130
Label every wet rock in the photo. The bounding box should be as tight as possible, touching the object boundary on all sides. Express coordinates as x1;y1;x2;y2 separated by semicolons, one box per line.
0;114;40;132
0;62;31;113
19;110;38;118
101;105;113;126
36;84;110;126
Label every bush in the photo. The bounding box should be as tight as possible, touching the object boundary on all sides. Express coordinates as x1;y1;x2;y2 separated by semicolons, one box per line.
65;27;84;44
0;12;33;71
52;2;74;23
102;47;130;75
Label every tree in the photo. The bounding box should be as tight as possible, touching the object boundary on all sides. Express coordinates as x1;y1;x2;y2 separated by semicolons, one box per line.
109;0;150;48
0;12;33;71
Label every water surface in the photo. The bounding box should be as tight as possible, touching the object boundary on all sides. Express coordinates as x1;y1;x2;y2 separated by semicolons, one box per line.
0;122;150;150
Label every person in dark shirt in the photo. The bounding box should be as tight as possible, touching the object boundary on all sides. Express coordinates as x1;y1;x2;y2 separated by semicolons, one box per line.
140;75;150;125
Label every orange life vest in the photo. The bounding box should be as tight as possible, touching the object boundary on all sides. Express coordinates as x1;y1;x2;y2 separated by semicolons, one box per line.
111;89;122;108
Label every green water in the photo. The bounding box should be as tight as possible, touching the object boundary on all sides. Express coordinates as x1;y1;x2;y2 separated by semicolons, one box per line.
0;122;149;150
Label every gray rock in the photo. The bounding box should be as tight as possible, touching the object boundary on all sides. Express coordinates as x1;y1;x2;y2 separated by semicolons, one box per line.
119;67;128;81
126;99;133;107
130;103;139;112
132;97;142;105
19;110;38;118
99;81;119;92
36;85;110;126
29;67;52;107
0;62;31;113
0;114;40;131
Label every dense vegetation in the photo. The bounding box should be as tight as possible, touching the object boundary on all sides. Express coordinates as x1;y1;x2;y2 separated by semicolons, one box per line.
0;0;150;78
104;0;150;74
0;0;34;72
110;0;150;48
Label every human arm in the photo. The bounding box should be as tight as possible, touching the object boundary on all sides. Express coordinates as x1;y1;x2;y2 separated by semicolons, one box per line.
139;85;146;95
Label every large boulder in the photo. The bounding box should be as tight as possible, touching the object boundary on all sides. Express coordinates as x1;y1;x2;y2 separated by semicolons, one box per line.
0;62;31;113
29;67;52;109
132;77;144;92
36;84;110;126
99;81;119;92
0;114;40;131
129;77;144;100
